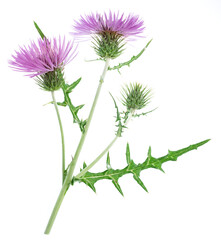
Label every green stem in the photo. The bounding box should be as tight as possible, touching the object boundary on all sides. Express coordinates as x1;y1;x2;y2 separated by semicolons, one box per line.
75;135;118;179
51;91;65;184
75;111;134;179
44;58;110;234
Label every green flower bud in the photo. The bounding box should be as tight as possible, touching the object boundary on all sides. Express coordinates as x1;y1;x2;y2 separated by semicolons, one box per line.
35;68;64;91
92;32;125;59
121;83;151;111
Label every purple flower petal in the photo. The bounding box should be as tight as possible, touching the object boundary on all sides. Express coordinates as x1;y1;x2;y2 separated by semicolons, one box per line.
72;11;145;41
9;37;78;77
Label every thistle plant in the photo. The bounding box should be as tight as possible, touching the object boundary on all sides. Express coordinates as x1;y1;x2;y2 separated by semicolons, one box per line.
9;11;210;235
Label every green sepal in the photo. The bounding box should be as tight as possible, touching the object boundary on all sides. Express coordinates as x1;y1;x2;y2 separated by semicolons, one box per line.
73;139;210;194
34;21;46;39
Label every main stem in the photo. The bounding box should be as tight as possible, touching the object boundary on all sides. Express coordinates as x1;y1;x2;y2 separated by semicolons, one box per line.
44;58;110;234
51;91;65;184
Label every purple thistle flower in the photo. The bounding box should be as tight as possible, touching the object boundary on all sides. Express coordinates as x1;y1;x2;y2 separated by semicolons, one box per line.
71;11;145;59
9;37;77;78
72;11;145;41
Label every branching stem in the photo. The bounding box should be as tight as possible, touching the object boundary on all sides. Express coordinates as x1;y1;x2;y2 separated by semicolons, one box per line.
44;58;110;234
75;136;118;179
75;111;134;179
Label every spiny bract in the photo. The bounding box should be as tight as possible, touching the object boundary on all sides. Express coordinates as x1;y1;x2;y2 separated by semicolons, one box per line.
121;83;152;111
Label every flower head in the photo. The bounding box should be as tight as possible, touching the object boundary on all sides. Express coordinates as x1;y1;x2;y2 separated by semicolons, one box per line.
72;11;145;59
121;83;151;111
9;37;77;91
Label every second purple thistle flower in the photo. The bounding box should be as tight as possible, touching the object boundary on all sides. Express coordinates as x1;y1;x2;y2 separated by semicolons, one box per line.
72;11;145;59
9;37;78;91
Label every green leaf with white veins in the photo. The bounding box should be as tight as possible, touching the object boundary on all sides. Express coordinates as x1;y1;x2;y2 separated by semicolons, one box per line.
72;139;210;195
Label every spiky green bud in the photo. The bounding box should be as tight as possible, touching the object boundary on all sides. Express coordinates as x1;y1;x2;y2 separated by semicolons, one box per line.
92;32;125;59
35;68;64;91
121;83;151;111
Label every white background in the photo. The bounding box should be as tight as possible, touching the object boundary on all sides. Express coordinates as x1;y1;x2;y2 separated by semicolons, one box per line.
0;0;221;239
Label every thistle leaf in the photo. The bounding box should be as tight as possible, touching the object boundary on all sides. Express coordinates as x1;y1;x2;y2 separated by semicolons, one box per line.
106;152;111;169
132;108;158;118
126;143;131;164
83;162;87;169
34;21;46;39
86;181;96;193
59;79;86;132
65;77;82;94
73;139;210;194
57;101;67;107
133;174;148;192
147;146;151;160
110;93;121;122
110;93;125;136
112;180;124;196
108;39;152;72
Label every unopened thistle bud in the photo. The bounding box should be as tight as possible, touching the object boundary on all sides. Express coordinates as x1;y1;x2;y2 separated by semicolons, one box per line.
121;83;151;111
35;68;64;91
72;11;145;59
92;32;125;59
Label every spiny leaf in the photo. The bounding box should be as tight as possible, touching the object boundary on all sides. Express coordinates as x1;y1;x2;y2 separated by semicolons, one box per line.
34;21;46;39
110;93;121;121
79;120;87;132
126;143;131;164
147;146;151;161
108;39;152;72
60;80;86;132
112;180;124;196
148;158;165;173
83;162;87;169
133;174;148;192
106;152;111;169
110;93;125;136
132;108;158;118
73;139;210;194
65;77;82;94
85;180;96;193
57;101;67;107
159;139;211;164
